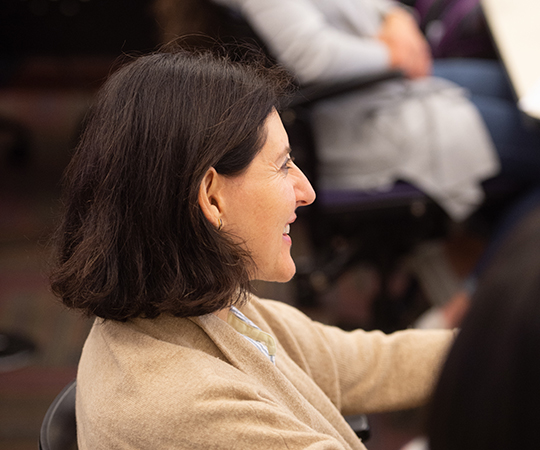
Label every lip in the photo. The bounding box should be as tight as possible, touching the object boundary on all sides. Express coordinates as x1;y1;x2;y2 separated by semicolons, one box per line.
284;215;297;233
282;215;296;244
287;214;297;226
283;233;292;245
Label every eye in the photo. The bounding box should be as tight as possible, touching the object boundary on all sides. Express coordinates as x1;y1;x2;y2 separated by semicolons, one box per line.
281;155;295;172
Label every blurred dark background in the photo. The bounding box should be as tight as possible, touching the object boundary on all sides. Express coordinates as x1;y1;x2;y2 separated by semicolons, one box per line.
0;0;157;57
0;2;160;448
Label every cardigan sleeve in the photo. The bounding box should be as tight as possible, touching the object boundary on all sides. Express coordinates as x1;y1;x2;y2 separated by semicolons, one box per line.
213;0;391;84
249;298;453;416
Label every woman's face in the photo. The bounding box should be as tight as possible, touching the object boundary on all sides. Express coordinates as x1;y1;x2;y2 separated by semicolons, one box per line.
220;110;316;282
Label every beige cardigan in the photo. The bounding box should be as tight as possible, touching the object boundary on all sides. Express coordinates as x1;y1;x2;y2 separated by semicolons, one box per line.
76;295;452;449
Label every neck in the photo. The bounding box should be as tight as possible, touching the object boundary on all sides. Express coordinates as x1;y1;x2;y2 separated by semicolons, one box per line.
213;308;230;322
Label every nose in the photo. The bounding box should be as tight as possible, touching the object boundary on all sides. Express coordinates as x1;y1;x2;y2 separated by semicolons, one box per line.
295;167;316;207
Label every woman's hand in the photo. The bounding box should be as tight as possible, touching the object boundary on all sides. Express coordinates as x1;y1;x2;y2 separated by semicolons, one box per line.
377;8;432;79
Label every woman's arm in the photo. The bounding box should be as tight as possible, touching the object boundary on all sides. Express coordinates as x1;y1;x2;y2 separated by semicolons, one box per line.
377;7;432;78
214;0;392;84
251;299;453;416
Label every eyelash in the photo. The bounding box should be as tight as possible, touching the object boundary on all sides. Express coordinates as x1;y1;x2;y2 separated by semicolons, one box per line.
282;155;295;172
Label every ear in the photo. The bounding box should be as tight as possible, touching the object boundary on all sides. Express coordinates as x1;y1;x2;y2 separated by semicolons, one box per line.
198;167;223;229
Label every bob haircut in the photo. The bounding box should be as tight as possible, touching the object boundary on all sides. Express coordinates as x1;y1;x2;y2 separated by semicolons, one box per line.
50;48;290;321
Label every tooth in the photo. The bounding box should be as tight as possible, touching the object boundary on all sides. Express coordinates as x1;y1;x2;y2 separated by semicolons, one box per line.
284;224;290;234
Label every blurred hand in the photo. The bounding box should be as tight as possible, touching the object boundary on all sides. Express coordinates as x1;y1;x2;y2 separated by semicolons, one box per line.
377;8;432;79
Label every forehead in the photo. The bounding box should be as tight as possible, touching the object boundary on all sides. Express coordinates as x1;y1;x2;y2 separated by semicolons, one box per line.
256;111;289;160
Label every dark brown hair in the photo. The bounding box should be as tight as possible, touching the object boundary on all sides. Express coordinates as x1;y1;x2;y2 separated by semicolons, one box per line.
50;48;290;320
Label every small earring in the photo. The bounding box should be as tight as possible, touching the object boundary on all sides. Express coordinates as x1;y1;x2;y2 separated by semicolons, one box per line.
217;218;223;231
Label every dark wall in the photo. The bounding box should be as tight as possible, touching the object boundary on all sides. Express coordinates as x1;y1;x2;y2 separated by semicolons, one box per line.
0;0;158;56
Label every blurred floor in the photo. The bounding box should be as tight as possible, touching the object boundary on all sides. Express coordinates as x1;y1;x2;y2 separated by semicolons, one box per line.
0;183;90;447
0;56;485;450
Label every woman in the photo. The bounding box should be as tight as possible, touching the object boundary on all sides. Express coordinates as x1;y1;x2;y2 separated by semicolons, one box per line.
51;48;452;449
426;206;540;450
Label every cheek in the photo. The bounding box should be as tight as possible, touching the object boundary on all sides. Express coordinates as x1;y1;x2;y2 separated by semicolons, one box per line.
247;193;291;251
250;183;294;226
225;180;296;257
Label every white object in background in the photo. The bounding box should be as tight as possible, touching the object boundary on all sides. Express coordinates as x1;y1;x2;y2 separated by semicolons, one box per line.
400;436;430;450
481;0;540;121
518;79;540;120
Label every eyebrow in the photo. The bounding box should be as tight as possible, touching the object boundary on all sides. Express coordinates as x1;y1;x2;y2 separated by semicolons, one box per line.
279;146;292;160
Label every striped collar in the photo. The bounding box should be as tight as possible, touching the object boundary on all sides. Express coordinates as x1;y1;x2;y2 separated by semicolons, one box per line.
228;306;276;364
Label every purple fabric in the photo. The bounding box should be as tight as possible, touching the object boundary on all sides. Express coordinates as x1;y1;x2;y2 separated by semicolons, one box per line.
317;177;519;210
318;182;426;208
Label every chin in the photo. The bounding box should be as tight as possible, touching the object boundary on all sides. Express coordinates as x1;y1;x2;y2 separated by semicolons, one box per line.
276;272;295;283
273;263;297;283
258;261;296;283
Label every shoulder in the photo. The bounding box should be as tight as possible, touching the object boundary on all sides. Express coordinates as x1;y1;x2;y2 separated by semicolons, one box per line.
243;294;313;323
242;296;327;340
76;317;270;448
240;295;344;367
242;295;454;371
